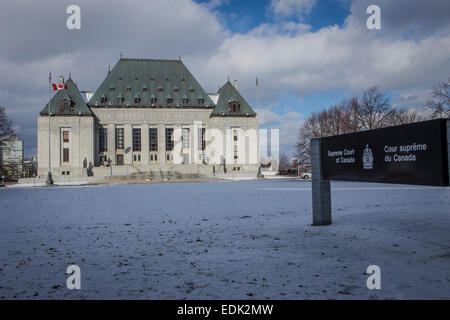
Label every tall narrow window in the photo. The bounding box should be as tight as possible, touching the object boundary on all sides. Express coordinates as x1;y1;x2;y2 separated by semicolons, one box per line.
149;128;158;151
182;128;190;148
99;128;107;152
116;154;124;166
115;128;124;150
198;128;206;151
63;131;70;143
165;128;174;151
63;148;70;163
133;128;141;152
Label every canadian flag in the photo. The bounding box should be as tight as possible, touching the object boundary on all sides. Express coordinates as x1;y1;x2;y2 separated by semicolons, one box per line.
52;76;67;91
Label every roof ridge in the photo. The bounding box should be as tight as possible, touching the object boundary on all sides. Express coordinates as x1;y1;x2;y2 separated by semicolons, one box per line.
120;58;181;63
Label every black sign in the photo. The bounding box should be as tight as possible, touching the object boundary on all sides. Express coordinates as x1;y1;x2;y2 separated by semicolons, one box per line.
320;119;449;186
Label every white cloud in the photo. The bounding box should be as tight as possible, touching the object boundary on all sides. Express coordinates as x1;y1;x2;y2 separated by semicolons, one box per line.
270;0;317;20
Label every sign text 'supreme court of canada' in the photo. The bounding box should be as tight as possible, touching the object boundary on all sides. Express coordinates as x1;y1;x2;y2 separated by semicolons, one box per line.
320;119;449;186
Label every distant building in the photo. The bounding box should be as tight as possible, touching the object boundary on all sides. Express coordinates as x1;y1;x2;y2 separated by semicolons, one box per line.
0;138;24;180
38;58;259;178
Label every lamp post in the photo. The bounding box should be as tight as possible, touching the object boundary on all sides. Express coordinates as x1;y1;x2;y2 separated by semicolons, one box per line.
46;73;53;185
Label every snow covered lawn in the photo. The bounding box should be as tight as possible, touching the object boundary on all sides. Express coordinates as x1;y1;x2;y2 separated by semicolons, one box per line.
0;180;449;299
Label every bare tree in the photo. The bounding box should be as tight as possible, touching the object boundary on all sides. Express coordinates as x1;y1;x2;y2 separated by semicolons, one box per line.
356;86;394;130
278;153;290;169
426;78;450;118
389;108;427;126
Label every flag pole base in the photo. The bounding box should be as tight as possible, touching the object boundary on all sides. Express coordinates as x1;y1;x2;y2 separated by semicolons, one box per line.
46;172;54;186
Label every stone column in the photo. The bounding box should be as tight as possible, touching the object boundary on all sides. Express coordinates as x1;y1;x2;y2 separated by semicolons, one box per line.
158;123;165;166
141;124;149;165
107;124;116;165
124;124;133;165
311;138;332;226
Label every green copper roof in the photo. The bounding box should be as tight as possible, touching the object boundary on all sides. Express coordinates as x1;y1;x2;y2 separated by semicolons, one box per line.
40;78;93;116
89;58;215;108
210;81;257;117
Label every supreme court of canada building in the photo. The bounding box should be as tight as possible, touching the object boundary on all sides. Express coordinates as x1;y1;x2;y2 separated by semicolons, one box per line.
37;58;259;179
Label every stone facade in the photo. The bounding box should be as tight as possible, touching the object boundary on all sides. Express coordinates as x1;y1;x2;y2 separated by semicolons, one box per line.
37;58;259;179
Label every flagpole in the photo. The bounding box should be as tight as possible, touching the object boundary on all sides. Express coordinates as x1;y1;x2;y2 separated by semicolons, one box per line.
256;77;260;110
46;72;53;185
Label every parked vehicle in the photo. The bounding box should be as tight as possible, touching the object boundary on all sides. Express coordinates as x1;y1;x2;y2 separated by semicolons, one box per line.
278;169;298;176
300;171;312;179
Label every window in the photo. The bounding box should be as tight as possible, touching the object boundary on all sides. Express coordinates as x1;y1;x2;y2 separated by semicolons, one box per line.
126;87;131;92
182;128;190;148
234;145;238;159
166;97;173;104
158;86;164;92
63;131;69;143
117;96;124;104
63;148;69;163
150;97;157;104
109;87;115;92
100;95;107;103
116;154;124;166
142;87;148;92
229;102;241;113
134;97;141;103
61;100;73;112
233;130;238;141
182;97;189;105
198;98;204;105
198;128;205;151
115;128;124;150
149;128;158;151
165;128;174;151
99;128;107;152
173;87;179;93
133;128;141;151
189;87;194;93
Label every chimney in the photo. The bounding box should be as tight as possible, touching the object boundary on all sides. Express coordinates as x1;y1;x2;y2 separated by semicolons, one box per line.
234;80;239;92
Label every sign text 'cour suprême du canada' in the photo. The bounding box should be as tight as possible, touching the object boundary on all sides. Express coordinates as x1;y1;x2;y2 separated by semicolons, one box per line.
320;119;449;186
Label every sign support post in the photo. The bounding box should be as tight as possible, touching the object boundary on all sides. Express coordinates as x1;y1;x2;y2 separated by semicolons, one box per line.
311;138;332;226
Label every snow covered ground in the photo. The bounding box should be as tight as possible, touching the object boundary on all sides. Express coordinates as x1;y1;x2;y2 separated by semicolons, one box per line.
0;180;449;299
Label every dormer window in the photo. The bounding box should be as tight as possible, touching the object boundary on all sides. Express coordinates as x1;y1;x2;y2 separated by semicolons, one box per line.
100;95;108;103
117;95;124;104
173;86;179;93
150;96;157;104
166;96;173;104
182;97;189;105
142;86;148;92
109;86;115;92
126;86;131;92
229;101;241;113
198;97;204;105
134;94;141;103
158;86;164;92
188;87;194;93
61;98;74;112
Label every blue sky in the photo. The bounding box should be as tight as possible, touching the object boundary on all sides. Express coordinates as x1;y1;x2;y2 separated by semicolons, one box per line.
196;0;350;34
1;0;449;158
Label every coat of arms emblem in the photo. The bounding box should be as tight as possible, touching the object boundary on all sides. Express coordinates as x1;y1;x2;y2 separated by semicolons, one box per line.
362;144;373;170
